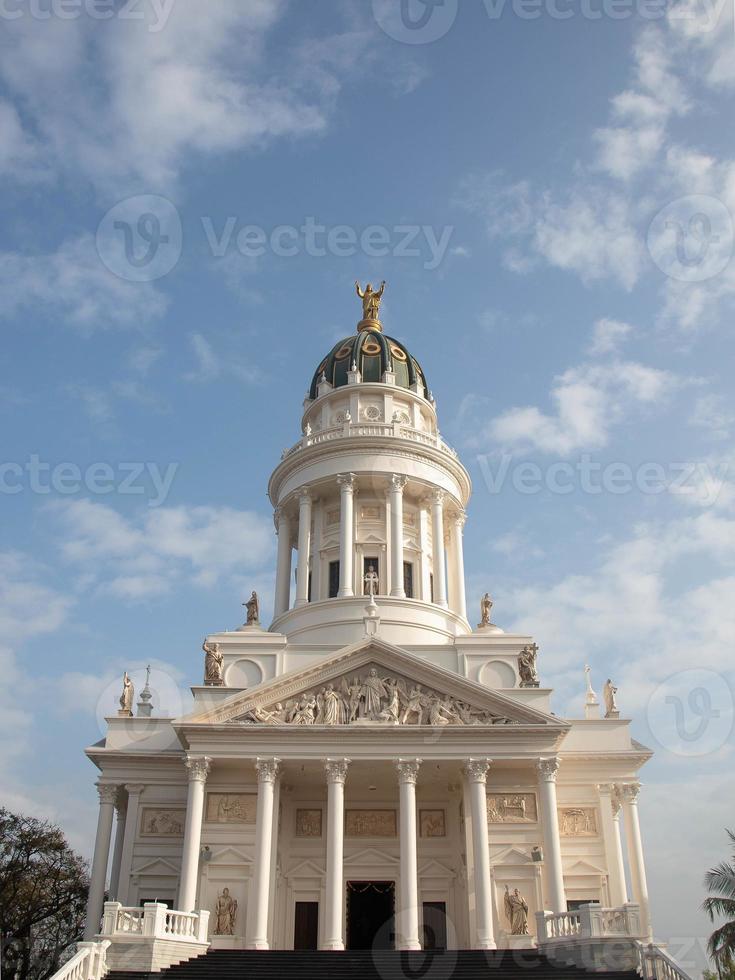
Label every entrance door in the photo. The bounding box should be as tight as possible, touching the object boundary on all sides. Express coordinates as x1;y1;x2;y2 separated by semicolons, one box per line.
294;901;319;950
422;901;447;949
346;881;395;950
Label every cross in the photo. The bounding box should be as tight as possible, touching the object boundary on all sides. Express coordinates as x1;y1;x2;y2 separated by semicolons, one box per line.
527;643;539;658
364;565;379;597
145;664;151;686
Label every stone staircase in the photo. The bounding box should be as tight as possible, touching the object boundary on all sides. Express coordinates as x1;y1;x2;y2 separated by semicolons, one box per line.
106;948;644;980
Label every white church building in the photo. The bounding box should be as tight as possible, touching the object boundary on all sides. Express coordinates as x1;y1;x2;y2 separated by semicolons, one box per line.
75;286;677;976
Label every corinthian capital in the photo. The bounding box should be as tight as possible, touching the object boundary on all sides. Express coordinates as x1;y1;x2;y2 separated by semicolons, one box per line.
395;758;422;784
463;758;491;783
185;756;211;783
390;474;408;493
431;489;446;506
96;783;119;805
324;758;350;784
337;473;356;492
537;757;560;781
255;757;281;783
617;781;641;805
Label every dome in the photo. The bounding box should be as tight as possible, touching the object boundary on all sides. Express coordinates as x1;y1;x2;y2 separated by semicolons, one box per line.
309;329;429;400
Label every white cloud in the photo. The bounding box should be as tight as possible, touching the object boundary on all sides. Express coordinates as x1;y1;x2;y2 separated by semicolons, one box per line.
0;551;73;636
0;234;168;330
465;358;680;455
0;4;370;191
49;499;274;599
184;332;261;385
588;317;634;356
690;394;735;440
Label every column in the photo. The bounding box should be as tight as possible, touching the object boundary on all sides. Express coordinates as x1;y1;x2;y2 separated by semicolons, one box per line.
396;759;422;950
116;783;144;906
337;474;355;598
418;504;431;601
108;796;127;900
450;512;468;621
430;490;448;607
311;501;323;601
390;475;407;598
178;758;211;912
295;489;312;607
273;508;292;619
384;491;393;595
537;758;566;913
597;784;627;907
619;782;652;940
246;758;281;950
323;759;350;950
83;783;117;940
612;787;629;905
463;759;496;950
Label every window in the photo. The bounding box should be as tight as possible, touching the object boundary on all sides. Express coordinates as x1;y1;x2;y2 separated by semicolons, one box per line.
403;561;414;598
328;560;340;598
363;557;379;595
430;572;434;603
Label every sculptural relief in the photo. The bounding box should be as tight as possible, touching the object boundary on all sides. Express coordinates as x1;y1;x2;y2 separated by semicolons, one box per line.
295;809;323;838
487;793;538;824
559;807;598;836
213;888;237;936
237;665;517;728
420;809;446;838
504;885;530;935
140;808;185;837
345;810;397;838
205;793;257;824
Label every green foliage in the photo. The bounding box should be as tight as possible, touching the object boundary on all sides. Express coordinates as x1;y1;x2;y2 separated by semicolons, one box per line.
703;829;735;977
0;808;89;980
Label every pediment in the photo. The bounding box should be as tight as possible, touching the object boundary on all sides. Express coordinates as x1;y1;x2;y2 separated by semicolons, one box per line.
565;858;607;876
131;857;180;877
418;859;456;880
181;637;566;732
493;846;534;866
344;846;400;867
206;846;253;866
285;859;326;880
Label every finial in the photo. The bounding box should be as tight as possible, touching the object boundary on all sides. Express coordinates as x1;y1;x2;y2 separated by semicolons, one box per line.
137;665;153;718
355;279;386;332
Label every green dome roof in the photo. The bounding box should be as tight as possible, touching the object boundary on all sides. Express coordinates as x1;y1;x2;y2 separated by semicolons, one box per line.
309;330;429;400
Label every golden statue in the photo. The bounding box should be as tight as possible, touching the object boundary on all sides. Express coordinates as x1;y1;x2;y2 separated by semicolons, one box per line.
355;280;386;326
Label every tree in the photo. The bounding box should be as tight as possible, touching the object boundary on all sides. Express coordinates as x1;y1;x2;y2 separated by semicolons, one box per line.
0;809;89;980
703;829;735;977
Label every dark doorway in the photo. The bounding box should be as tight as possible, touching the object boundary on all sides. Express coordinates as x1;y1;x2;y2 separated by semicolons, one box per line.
328;560;340;598
422;901;447;949
347;881;395;950
403;561;414;598
294;901;319;950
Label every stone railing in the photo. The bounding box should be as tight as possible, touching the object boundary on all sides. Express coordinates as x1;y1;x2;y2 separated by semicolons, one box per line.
48;941;110;980
638;943;694;980
281;422;458;460
537;903;642;943
100;902;209;944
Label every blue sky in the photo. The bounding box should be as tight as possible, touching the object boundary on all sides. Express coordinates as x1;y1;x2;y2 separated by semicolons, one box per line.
1;0;734;968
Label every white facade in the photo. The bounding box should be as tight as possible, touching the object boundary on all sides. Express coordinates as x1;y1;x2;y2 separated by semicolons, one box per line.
83;313;655;956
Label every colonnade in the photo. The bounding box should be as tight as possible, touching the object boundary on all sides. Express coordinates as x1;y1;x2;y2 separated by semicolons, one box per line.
84;763;652;947
273;475;468;620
